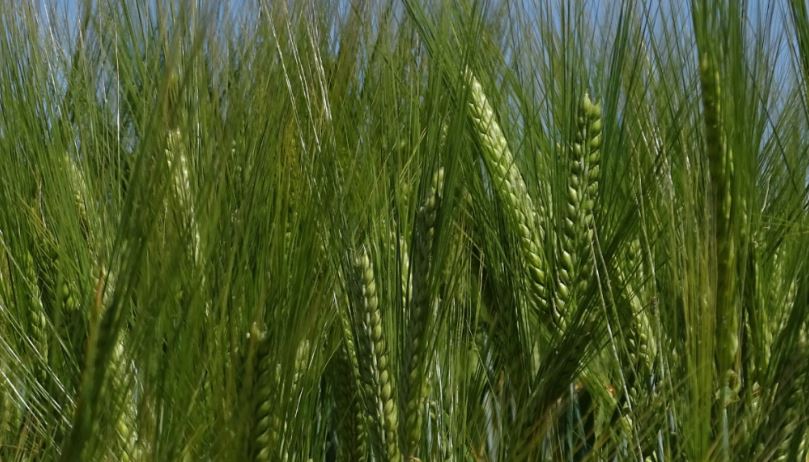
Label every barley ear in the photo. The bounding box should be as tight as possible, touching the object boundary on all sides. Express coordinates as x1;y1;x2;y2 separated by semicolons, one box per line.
331;344;368;461
165;128;200;261
698;51;739;402
404;167;444;457
110;338;139;461
252;330;281;462
622;239;657;380
0;373;21;445
334;286;369;459
553;92;602;329
465;69;550;322
22;251;49;376
352;247;401;462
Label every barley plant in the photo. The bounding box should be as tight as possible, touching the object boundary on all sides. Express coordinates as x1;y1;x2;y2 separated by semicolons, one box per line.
2;0;809;461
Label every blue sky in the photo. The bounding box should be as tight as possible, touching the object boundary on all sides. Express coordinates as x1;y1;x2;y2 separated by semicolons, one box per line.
43;0;796;82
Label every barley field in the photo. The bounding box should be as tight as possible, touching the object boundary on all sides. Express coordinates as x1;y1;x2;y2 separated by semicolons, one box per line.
1;1;808;461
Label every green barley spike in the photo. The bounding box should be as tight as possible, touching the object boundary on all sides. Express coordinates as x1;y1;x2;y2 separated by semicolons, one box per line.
253;331;281;462
0;372;21;444
465;69;551;320
290;339;311;412
352;247;400;462
698;51;739;402
624;239;657;377
65;154;94;244
165;128;199;261
335;287;368;459
553;93;602;329
337;286;361;377
41;240;80;315
332;344;368;461
110;339;139;462
22;251;48;369
386;228;411;310
405;167;444;457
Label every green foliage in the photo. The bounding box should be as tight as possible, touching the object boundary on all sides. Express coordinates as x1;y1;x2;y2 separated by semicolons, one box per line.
1;1;808;461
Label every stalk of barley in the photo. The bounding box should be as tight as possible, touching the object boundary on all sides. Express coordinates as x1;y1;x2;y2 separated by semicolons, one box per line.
65;154;93;243
270;338;311;461
22;251;49;374
251;332;309;462
465;69;551;320
337;286;361;377
743;238;768;384
109;337;139;461
553;93;602;328
331;343;368;461
292;339;310;393
0;369;21;445
697;51;739;402
83;264;138;461
165;128;200;262
333;285;369;459
404;167;444;457
32;227;79;314
384;225;411;311
252;330;282;462
351;246;400;462
622;239;657;378
400;234;411;310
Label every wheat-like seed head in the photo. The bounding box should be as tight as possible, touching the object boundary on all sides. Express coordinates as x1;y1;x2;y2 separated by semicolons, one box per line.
465;68;551;320
22;251;48;368
331;343;368;461
353;246;401;462
65;154;93;242
109;338;139;462
253;330;281;462
0;375;21;444
698;52;739;401
622;239;657;379
165;129;200;262
552;93;602;329
405;167;444;456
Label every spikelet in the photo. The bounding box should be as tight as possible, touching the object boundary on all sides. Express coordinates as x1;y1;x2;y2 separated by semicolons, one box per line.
465;69;550;319
352;247;400;462
397;230;412;310
404;167;444;457
553;93;602;328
